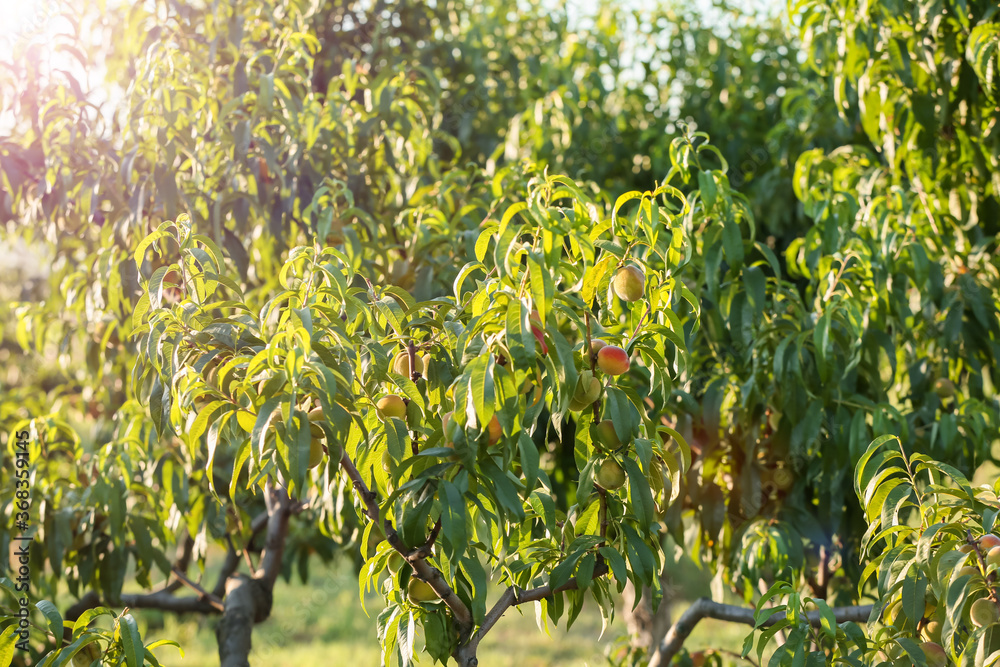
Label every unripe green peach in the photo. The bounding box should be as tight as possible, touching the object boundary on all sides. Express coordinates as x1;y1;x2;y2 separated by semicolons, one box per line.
306;408;327;468
382;449;393;473
596;459;626;491
933;378;955;399
876;643;905;661
597;345;630;376
441;411;455;443
387;551;406;574
392;351;424;377
987;546;1000;570
612;265;645;302
958;565;980;579
595;420;621;451
573;370;602;405
921;641;947;667
589;339;607;355
971;598;1000;627
377;394;408;421
922;620;942;643
407;578;439;604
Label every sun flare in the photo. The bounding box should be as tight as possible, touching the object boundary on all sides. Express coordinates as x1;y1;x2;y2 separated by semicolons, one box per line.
0;0;49;39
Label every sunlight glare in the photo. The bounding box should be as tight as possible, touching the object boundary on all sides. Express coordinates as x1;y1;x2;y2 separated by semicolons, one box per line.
0;0;57;65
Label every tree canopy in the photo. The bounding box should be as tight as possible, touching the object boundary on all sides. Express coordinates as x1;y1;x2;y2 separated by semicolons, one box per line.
1;0;999;666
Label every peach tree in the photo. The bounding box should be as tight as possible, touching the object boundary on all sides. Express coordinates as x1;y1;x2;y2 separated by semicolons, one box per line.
111;145;742;665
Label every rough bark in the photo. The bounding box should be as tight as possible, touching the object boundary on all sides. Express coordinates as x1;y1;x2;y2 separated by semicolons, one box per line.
216;575;273;667
214;483;292;667
622;580;673;657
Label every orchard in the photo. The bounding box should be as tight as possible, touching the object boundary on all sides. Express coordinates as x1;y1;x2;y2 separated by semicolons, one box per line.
0;1;998;667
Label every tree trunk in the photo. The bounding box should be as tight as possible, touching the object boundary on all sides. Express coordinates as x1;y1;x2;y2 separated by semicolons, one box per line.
621;574;673;657
216;574;273;667
215;483;291;667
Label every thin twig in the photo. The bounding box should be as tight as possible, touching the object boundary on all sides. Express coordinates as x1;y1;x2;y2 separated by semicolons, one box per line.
453;562;610;666
339;449;473;632
170;567;225;612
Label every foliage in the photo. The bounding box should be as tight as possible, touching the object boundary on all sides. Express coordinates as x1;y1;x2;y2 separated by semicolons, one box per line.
746;435;1000;666
663;0;1000;625
0;0;999;665
0;594;180;667
125;141;729;659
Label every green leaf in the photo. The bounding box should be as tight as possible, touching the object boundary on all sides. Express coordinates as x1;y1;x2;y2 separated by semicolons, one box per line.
0;626;16;667
118;614;143;667
622;457;656;532
385;418;409;462
901;570;927;634
603;387;639;445
518;432;540;495
527;252;553;325
721;214;744;269
582;255;617;306
743;265;766;319
72;607;114;638
466;354;496;428
36;600;63;647
439;481;468;562
506;300;534;369
698;170;718;209
598;546;629;592
966;23;1000;91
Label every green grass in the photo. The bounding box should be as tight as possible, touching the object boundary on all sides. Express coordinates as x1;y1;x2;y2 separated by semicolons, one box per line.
133;555;754;666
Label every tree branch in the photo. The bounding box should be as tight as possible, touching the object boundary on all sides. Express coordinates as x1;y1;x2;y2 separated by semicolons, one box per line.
63;583;224;631
453;561;609;666
256;483;293;590
339;449;474;633
647;598;873;667
120;590;224;615
164;533;195;593
170;566;225;612
216;482;293;667
214;538;243;599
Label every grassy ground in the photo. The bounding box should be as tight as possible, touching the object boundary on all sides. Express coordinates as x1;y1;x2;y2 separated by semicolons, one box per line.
134;555;753;666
